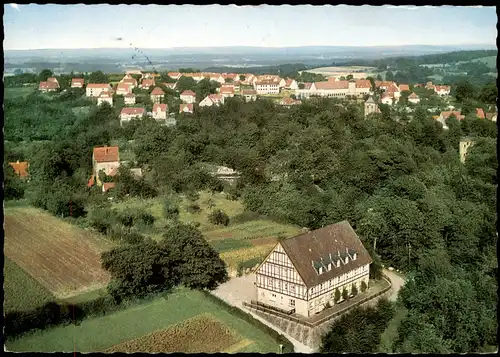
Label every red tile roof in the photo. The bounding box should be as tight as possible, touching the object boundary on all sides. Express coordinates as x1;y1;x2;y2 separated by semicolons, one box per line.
71;78;84;86
476;108;485;119
150;87;165;95
153;103;168;112
9;161;29;178
47;77;58;83
398;84;410;91
87;83;111;89
313;81;349;90
208;94;223;103
102;182;116;192
122;78;137;86
117;83;131;91
180;90;196;96
441;111;464;120
99;91;112;98
408;92;419;99
179;103;194;113
355;79;371;88
121;107;145;116
39;81;59;90
241;89;257;95
124;92;136;98
141;79;154;87
93;146;119;163
220;86;235;94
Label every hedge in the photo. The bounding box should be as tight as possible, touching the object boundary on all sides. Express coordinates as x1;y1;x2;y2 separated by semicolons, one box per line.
199;290;295;353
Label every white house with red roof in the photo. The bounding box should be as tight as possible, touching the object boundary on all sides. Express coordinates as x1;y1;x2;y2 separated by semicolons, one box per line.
163;82;177;90
116;83;132;96
279;97;302;107
124;93;136;105
39;81;59;92
120;107;145;125
167;72;182;80
254;80;280;94
241;89;257;102
47;77;60;87
180;90;196;104
179;103;194;114
219;85;235;98
86;83;112;97
150;87;165;104
437;110;465;130
199;94;225;107
97;91;113;106
141;78;155;89
434;85;451;96
91;145;120;186
398;84;410;92
475;108;485;119
381;93;394;105
285;79;299;90
408;92;420;104
152;103;169;120
71;78;85;88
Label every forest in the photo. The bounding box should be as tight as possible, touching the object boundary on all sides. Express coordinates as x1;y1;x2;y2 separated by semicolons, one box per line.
3;69;498;352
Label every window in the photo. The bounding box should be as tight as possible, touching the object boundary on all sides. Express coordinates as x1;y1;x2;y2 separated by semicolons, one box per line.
289;299;295;307
320;283;323;290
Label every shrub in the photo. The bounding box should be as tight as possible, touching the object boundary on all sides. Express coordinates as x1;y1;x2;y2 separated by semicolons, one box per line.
138;211;155;226
187;203;201;214
118;211;135;227
205;198;216;209
361;280;368;293
186;191;200;202
334;288;341;303
351;283;358;297
342;287;349;301
122;230;145;245
163;199;180;220
208;209;230;226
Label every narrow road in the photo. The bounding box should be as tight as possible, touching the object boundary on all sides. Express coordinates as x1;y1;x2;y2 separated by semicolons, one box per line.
382;268;406;301
211;274;314;354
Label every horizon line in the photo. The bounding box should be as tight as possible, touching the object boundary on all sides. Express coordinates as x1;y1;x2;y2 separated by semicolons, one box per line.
4;43;497;51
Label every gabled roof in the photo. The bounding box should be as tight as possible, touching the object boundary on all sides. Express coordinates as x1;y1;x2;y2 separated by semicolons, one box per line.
150;87;165;95
124;92;136;98
475;108;485;119
116;83;131;91
279;221;372;288
87;83;111;89
180;90;196;96
9;161;29;177
99;91;112;98
355;79;371;88
398;84;410;91
241;89;257;95
440;110;464;120
365;96;375;104
408;92;419;99
93;146;119;163
220;86;235;94
39;81;59;89
47;77;59;83
153;103;168;112
313;80;349;90
71;78;84;85
179;103;194;112
122;78;137;85
121;107;145;115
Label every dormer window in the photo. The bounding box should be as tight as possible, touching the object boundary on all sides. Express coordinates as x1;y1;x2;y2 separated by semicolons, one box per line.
319;266;323;274
353;252;357;260
345;256;349;264
337;260;340;268
328;263;332;271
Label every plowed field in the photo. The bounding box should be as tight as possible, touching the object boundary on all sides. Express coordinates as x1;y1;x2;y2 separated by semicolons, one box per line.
104;313;241;353
4;207;115;299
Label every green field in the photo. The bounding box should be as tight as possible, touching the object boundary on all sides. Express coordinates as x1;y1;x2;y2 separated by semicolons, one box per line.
4;87;36;100
470;56;497;69
6;288;282;353
111;191;301;269
4;257;55;313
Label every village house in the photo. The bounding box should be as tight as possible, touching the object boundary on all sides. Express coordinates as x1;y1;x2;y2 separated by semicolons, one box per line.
219;85;235;98
71;78;85;88
97;91;113;106
180;90;196;104
8;160;29;179
364;96;381;118
381;93;393;105
179;103;194;114
163;82;177;90
141;78;155;90
152;103;168;120
167;72;182;80
256;75;286;88
125;69;143;76
434;85;451;96
183;73;205;82
116;83;132;96
398;84;410;92
121;77;138;88
90;145;120;186
124;93;136;105
199;94;224;107
206;73;226;84
254;80;280;95
255;221;372;317
285;79;299;90
408;92;420;104
459;137;475;164
437;110;465;129
304;79;371;99
241;89;257;102
150;87;165;104
47;77;60;87
241;74;256;85
222;73;240;83
295;83;313;98
86;83;112;97
485;112;497;122
279;97;302;107
39;81;59;92
120;107;145;125
475;108;485;119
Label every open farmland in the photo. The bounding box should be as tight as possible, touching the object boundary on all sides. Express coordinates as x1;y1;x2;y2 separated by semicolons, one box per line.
304;65;376;78
4;86;36;100
104;314;242;353
111;191;301;270
6;288;281;353
4;207;116;299
4;257;55;313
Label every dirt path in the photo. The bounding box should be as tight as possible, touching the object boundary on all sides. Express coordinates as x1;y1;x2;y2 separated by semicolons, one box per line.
211;274;314;354
383;269;406;301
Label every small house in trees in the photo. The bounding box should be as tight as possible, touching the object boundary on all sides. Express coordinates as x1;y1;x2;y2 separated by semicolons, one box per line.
163;82;177;90
179;103;194;114
152;103;168;120
71;78;85;88
279;97;302;107
91;146;120;186
199;94;224;107
254;221;372;317
8;160;29;179
180;90;196;104
86;83;112;97
459;137;475;164
141;78;155;90
398;84;410;92
97;91;113;107
437;110;465;130
219;85;235;98
241;89;257;102
116;83;132;95
167;72;182;80
364;96;381;118
120;107;145;125
39;81;59;92
47;77;60;87
124;93;136;105
434;85;451;96
408;92;420;104
285;79;299;90
485;112;497;122
150;87;165;104
475;108;485;119
381;93;393;105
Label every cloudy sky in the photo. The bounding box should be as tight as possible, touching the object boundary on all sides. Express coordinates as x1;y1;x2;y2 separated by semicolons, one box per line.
3;4;497;50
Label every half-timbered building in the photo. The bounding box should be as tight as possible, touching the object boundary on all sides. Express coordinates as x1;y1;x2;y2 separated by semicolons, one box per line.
255;221;372;317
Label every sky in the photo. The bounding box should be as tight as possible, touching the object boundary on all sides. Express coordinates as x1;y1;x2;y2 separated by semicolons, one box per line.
3;4;497;50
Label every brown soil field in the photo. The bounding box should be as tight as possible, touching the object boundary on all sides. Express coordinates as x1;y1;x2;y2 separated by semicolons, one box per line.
250;236;278;246
4;207;115;299
104;313;241;353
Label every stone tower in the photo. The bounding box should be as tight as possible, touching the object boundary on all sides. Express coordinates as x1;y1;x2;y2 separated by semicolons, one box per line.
364;96;379;118
459;137;475;164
